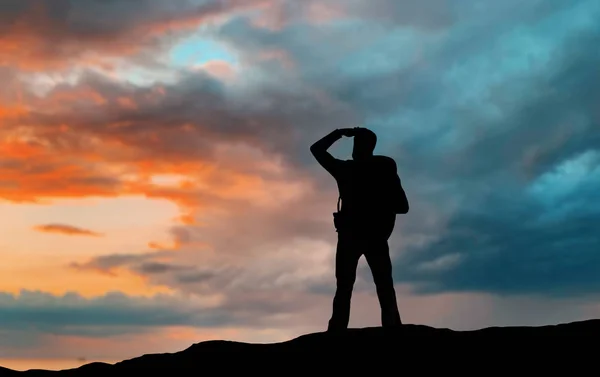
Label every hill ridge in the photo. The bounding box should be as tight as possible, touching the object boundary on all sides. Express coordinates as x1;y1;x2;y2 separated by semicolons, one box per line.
5;319;598;375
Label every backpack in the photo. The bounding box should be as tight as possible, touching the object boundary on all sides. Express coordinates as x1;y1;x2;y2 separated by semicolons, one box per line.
374;156;409;215
389;170;409;214
333;171;408;232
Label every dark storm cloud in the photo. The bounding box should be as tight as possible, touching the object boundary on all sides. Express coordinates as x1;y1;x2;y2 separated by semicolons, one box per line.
388;17;600;295
207;0;600;297
393;187;600;296
0;0;267;69
13;66;352;168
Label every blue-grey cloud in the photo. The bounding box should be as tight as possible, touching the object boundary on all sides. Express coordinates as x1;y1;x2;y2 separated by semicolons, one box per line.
0;291;216;333
0;289;314;337
385;2;600;297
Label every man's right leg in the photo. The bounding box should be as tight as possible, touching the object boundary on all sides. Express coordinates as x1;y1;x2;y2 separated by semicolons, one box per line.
364;238;402;328
328;234;361;331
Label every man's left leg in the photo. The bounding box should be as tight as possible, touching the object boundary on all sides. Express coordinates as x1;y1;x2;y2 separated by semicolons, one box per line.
328;233;362;331
364;238;402;327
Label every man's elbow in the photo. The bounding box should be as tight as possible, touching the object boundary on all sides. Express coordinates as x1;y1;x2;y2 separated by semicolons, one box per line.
309;144;322;157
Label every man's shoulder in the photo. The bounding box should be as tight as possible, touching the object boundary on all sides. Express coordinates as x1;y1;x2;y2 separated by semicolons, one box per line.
373;155;397;168
373;155;395;162
331;159;351;177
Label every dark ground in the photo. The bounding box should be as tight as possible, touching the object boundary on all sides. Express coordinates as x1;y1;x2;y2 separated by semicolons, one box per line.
2;320;598;376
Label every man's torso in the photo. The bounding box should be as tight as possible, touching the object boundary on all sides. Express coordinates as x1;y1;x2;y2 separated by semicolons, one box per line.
333;156;397;238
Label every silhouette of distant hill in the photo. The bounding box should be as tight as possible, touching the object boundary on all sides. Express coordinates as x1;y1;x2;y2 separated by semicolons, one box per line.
3;320;597;375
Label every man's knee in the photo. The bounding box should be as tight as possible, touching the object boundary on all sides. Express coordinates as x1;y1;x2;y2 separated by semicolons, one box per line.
371;264;394;289
336;275;355;290
373;274;394;290
335;258;358;285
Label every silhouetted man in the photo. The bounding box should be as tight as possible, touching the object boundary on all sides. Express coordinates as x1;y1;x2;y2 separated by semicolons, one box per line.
310;127;409;331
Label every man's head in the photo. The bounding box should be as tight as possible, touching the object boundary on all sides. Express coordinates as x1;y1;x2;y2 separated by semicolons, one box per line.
352;128;377;160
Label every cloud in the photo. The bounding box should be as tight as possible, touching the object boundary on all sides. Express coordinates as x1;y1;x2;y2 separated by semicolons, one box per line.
33;223;104;237
384;2;600;297
69;0;600;301
3;287;600;361
8;0;593;303
0;0;276;71
70;251;176;276
0;287;335;341
393;150;600;297
0;290;224;336
0;59;353;207
71;235;337;297
2;288;600;349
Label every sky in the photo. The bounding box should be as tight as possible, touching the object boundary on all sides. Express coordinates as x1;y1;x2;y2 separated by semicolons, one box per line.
1;0;600;369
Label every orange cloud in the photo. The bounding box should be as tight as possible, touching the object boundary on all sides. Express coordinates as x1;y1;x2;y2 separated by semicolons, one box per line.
1;88;295;210
33;223;104;237
0;36;337;268
0;151;123;203
0;127;278;217
0;103;28;121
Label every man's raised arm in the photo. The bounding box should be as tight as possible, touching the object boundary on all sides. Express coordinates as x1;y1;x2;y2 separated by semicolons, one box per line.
310;129;346;176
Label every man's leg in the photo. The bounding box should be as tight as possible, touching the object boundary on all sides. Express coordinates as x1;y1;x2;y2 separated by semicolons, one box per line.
364;238;402;327
328;234;361;331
